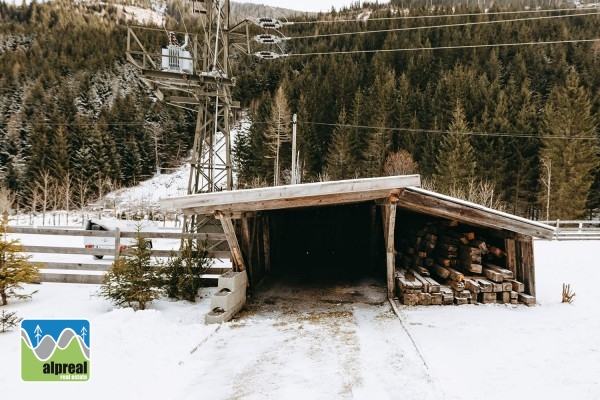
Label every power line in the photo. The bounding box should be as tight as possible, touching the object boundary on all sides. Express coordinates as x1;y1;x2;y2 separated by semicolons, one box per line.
289;11;600;40
291;7;599;24
296;121;599;140
289;38;600;56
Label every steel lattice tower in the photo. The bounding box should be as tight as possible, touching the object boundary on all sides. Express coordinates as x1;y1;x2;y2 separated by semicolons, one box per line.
126;0;251;260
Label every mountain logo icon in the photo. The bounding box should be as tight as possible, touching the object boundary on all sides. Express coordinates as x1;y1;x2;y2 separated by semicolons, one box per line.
21;319;90;382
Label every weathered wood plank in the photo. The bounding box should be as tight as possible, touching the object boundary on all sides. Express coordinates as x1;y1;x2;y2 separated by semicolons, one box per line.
432;264;451;279
505;238;517;279
162;175;421;213
518;238;536;298
9;226;226;240
396;189;555;239
24;246;114;255
482;268;504;283
507;279;525;293
386;202;398;299
483;263;514;280
217;214;246;272
40;273;103;284
518;292;536;306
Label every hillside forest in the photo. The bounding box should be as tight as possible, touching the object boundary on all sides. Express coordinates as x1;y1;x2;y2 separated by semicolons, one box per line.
0;0;599;220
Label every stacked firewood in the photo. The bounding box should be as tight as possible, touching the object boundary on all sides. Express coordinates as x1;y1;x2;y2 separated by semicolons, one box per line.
395;222;535;306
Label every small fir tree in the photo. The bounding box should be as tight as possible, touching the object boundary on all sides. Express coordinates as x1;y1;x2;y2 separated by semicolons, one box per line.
0;212;40;306
0;309;22;333
432;100;477;195
99;231;164;310
163;238;213;302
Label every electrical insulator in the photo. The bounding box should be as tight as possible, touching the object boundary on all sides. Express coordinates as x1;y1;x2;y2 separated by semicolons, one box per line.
254;17;293;29
254;51;289;60
254;34;288;44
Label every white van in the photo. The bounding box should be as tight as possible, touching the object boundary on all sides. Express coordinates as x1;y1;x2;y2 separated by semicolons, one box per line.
83;219;156;259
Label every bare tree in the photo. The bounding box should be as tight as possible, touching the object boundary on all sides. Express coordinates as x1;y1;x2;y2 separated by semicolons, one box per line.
0;187;16;214
266;86;291;186
147;122;163;175
384;150;420;176
75;178;91;210
36;171;52;226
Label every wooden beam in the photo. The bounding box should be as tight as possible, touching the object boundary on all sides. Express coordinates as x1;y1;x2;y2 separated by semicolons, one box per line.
518;237;536;298
383;198;398;299
216;213;246;272
162;175;421;214
396;189;555;239
505;238;517;279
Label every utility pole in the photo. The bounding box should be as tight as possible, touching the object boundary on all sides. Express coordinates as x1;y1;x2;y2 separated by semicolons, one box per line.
291;113;297;184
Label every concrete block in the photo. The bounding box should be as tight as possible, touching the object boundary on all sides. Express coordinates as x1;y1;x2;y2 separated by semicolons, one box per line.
217;270;248;291
210;287;247;311
205;300;244;324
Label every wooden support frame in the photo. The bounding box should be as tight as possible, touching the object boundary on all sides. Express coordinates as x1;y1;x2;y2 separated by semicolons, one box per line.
216;212;247;272
382;195;399;299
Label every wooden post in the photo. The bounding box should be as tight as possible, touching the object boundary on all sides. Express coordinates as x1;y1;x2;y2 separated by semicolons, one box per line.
505;238;517;279
216;213;247;272
518;237;536;298
114;227;121;260
383;196;398;299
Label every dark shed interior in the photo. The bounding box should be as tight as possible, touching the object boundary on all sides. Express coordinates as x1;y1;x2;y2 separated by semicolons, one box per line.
267;203;385;280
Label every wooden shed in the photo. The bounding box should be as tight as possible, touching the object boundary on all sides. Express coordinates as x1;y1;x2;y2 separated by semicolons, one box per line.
161;175;555;305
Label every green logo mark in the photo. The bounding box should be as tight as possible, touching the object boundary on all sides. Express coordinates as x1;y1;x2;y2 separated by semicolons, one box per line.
21;319;90;382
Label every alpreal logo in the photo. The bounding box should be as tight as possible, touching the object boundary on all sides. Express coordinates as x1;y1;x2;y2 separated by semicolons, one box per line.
21;319;90;382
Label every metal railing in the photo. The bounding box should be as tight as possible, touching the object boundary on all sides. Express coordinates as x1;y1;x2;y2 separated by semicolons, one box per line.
538;220;600;240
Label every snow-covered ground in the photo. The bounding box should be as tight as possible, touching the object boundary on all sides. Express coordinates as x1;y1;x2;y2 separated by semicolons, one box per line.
1;239;599;399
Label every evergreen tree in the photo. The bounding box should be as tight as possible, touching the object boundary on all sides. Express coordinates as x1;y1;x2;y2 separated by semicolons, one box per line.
326;108;355;180
539;68;599;220
432;101;477;194
0;212;40;305
163;238;213;302
100;232;164;310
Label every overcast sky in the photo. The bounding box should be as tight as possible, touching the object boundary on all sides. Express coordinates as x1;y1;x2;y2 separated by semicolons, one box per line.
239;0;390;13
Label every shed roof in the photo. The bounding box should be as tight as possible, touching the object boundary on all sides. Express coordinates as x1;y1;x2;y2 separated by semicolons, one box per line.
160;175;555;239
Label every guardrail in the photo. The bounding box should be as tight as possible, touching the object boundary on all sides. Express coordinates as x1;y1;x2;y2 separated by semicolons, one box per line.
8;226;232;284
538;220;600;240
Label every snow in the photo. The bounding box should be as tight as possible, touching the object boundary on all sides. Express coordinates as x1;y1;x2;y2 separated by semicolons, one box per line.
1;239;599;398
1;116;598;397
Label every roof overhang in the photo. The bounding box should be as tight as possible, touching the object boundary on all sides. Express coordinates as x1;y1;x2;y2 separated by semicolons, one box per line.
160;175;556;239
397;187;555;240
160;175;421;215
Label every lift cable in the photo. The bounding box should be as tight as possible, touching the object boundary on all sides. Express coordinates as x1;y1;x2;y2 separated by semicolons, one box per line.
288;11;600;41
290;7;600;24
287;37;600;57
298;122;600;140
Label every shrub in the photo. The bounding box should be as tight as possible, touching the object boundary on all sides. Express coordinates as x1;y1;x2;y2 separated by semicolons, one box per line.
0;212;40;306
0;309;22;333
163;238;213;302
99;231;164;310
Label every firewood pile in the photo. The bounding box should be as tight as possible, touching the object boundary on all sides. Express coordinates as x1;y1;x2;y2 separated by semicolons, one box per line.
395;222;535;306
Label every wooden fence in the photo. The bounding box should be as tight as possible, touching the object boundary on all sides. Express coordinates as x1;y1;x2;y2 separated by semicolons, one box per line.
9;226;232;284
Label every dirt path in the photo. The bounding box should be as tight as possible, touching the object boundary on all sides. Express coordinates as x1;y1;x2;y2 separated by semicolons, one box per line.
177;277;438;399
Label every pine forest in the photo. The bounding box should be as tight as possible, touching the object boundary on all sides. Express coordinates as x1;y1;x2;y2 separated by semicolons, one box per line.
0;0;599;221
